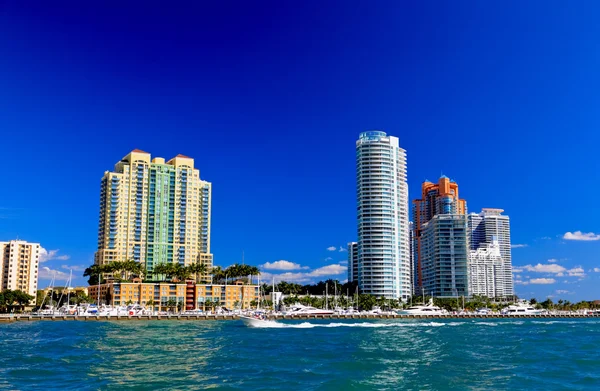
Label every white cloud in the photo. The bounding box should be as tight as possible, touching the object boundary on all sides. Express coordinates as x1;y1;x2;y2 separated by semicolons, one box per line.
259;264;347;284
521;263;566;274
567;267;585;277
529;278;556;285
511;244;528;248
555;290;571;295
512;267;523;273
563;231;600;241
592;268;600;273
339;247;347;252
515;280;529;285
39;248;70;263
61;265;86;272
261;260;308;271
310;264;347;276
326;246;337;252
39;266;71;281
547;259;559;263
324;257;333;261
340;260;348;265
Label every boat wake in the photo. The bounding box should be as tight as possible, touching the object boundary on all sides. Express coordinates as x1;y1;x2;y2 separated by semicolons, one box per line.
249;321;451;329
248;319;599;329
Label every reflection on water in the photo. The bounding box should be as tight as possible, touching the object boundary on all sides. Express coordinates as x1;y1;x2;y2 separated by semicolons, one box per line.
1;319;600;390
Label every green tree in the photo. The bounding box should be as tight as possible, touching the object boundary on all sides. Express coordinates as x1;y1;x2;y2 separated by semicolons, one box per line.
166;299;177;312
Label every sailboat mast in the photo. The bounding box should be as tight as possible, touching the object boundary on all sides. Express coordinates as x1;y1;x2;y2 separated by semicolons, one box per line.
257;274;261;310
67;269;72;308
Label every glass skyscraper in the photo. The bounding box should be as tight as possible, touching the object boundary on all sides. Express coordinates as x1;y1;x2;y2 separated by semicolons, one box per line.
356;131;411;300
413;176;469;297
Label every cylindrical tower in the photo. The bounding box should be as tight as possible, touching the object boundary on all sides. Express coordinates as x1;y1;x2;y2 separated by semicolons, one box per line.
356;131;411;300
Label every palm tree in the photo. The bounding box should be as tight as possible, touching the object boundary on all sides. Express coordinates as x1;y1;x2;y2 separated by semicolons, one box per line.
248;266;260;285
212;266;225;284
189;262;207;283
166;298;177;313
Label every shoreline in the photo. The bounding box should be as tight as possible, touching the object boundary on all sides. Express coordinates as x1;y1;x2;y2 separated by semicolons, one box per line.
1;313;598;323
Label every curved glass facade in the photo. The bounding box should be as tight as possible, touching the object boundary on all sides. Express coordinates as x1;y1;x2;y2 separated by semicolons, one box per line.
356;131;411;300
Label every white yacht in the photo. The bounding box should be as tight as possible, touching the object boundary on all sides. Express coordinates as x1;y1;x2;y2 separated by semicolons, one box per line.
501;301;543;315
286;303;334;316
400;299;448;315
240;312;277;327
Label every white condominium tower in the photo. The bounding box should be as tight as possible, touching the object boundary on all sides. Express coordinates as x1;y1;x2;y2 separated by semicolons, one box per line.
469;239;506;298
356;131;411;300
0;240;40;297
95;150;213;277
468;208;514;297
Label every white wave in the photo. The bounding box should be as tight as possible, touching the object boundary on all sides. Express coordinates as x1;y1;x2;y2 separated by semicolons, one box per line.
248;321;450;329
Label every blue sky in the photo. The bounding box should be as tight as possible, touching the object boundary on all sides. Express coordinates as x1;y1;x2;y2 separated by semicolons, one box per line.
0;2;599;301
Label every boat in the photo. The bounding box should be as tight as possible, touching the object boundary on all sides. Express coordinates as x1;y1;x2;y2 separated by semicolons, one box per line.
285;303;334;316
240;313;277;327
501;301;543;315
400;298;448;315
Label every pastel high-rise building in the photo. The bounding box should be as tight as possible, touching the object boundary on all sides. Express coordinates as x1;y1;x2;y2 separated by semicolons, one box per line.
95;150;213;277
347;242;358;283
356;131;411;300
413;176;467;292
0;240;40;297
468;209;513;297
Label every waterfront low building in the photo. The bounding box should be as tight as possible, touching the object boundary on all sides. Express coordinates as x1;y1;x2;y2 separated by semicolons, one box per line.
0;240;40;299
88;280;259;312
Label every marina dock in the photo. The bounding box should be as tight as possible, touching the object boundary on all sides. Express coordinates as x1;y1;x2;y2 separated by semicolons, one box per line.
1;313;598;323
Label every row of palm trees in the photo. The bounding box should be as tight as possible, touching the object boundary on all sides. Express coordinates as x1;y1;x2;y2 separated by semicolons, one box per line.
84;261;261;285
211;263;261;284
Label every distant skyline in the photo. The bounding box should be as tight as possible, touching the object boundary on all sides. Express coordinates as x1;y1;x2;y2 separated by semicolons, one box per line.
1;2;599;300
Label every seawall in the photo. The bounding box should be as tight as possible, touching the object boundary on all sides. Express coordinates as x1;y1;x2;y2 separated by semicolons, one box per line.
0;313;598;323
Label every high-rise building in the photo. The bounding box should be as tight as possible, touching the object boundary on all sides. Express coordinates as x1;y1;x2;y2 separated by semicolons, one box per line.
468;239;506;298
95;150;213;277
347;242;358;283
0;240;40;297
356;131;411;300
468;208;513;297
413;176;467;292
420;214;469;297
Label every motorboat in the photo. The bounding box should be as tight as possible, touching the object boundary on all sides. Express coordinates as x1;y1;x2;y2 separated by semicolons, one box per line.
501;301;543;315
476;308;492;315
285;303;334;316
240;312;277;327
400;299;448;315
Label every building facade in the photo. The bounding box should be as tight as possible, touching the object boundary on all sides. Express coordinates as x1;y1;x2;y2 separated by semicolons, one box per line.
356;131;411;300
413;176;467;293
468;208;513;297
419;214;469;297
94;150;213;278
468;240;506;298
347;242;358;283
87;281;259;311
0;240;40;297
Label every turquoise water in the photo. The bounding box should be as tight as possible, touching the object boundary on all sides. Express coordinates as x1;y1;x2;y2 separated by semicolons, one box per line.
1;318;599;390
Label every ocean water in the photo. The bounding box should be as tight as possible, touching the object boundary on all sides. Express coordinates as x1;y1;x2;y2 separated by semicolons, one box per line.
1;318;599;390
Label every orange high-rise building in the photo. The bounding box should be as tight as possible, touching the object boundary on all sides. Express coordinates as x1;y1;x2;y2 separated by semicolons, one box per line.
412;176;467;292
